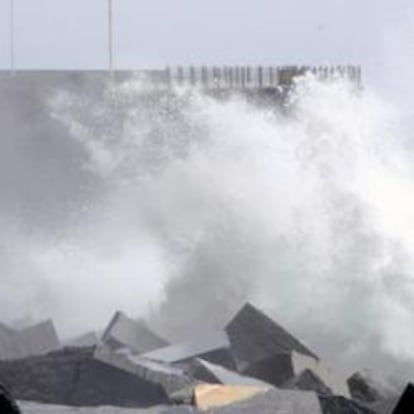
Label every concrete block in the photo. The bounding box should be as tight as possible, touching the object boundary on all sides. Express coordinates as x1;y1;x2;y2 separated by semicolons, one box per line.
17;319;60;357
194;384;268;410
0;320;60;361
202;388;322;414
240;351;297;386
19;401;196;413
187;359;272;387
223;305;349;395
279;354;348;397
225;303;318;371
94;345;196;395
348;372;395;404
0;323;23;360
282;369;333;396
142;331;235;369
0;347;170;407
101;312;168;354
319;395;375;414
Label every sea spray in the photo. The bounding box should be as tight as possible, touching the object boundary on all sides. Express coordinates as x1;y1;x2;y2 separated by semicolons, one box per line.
0;73;413;379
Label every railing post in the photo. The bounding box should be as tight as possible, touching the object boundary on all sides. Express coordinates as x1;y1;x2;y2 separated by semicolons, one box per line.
347;66;354;82
246;66;251;87
201;66;208;88
165;66;172;89
235;67;240;88
241;67;246;89
217;67;222;88
108;0;113;75
190;66;196;86
223;66;228;87
258;66;263;88
213;66;219;88
268;67;274;87
357;66;362;86
228;67;234;88
177;66;184;86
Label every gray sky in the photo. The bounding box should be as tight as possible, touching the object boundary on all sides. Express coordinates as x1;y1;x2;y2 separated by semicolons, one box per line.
0;0;413;71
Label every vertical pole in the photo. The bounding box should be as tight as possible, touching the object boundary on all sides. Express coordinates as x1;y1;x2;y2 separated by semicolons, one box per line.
258;66;263;88
165;66;172;89
108;0;113;75
177;66;184;86
201;66;207;88
190;66;196;86
223;66;228;87
10;0;15;75
213;66;219;88
235;67;240;88
228;67;233;88
241;67;246;89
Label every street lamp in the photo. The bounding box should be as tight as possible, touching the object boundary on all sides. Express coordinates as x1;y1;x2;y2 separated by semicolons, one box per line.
10;0;15;74
108;0;113;74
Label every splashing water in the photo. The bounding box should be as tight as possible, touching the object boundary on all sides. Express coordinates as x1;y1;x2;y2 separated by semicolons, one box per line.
2;73;414;377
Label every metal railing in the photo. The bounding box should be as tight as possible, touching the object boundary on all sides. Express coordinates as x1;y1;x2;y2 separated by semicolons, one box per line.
159;65;362;89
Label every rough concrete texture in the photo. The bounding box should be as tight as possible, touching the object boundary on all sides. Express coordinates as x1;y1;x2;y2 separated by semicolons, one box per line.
19;389;325;414
101;312;168;355
225;303;318;369
19;401;195;414
0;303;406;413
94;346;196;395
0;347;169;407
194;384;268;410
202;389;322;414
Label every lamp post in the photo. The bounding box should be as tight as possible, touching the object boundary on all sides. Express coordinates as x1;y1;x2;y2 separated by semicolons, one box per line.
10;0;15;75
108;0;113;75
